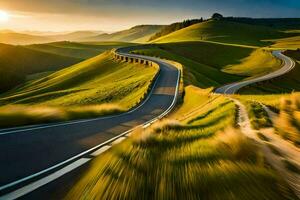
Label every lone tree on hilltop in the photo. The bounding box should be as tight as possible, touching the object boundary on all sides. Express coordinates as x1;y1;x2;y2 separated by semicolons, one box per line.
212;13;223;20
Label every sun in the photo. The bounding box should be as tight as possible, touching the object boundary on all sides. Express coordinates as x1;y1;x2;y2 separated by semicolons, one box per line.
0;10;9;22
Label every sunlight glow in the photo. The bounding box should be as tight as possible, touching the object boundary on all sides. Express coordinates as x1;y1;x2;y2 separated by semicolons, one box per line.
0;10;9;22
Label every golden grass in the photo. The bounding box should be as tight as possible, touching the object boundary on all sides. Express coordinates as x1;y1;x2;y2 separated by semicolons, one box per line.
0;104;125;128
275;93;300;145
64;86;294;200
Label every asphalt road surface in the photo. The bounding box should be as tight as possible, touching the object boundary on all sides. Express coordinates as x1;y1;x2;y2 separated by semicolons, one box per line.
0;47;180;199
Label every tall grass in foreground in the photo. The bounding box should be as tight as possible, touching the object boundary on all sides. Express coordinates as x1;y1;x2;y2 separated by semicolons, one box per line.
275;93;300;146
65;90;293;200
246;102;272;130
0;104;125;128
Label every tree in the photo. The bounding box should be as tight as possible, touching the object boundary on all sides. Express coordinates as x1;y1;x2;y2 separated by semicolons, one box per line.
212;13;223;20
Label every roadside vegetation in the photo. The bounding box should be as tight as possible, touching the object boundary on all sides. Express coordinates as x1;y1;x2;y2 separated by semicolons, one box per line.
245;102;273;130
0;51;158;128
65;86;294;200
274;93;300;146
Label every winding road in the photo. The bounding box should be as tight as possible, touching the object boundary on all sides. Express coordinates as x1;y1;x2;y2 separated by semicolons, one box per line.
215;50;295;94
0;48;296;200
0;47;180;199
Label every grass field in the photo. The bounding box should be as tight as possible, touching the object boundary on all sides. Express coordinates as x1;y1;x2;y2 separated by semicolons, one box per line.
152;20;293;46
26;41;134;59
0;43;81;93
223;49;282;77
240;50;300;94
65;86;294;200
0;51;158;127
268;35;300;49
132;41;281;89
245;102;273;130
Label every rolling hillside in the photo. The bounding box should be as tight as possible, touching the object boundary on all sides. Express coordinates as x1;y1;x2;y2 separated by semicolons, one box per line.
0;43;81;92
0;51;157;107
84;25;165;42
132;41;281;88
26;41;134;59
240;50;300;94
0;51;158;127
152;20;292;46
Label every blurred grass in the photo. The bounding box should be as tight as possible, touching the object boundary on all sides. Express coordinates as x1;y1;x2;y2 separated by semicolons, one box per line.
0;104;125;128
246;102;273;130
65;86;294;200
237;92;300;146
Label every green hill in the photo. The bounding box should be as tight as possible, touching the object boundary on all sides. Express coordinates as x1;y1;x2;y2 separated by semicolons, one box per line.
0;51;157;108
240;50;300;94
26;41;134;59
132;41;281;88
0;51;158;127
0;43;81;92
84;25;165;43
152;20;292;46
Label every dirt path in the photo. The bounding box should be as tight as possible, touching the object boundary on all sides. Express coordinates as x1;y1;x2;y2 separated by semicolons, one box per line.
233;99;300;199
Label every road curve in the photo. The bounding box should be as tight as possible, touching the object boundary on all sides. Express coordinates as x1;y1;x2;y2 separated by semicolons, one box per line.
215;51;296;94
0;47;180;199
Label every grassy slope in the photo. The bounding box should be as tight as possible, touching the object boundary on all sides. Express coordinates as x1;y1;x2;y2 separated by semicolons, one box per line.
0;52;158;127
240;50;300;94
0;43;82;93
223;49;282;77
132;42;281;89
26;41;134;59
0;51;157;107
269;35;300;49
153;20;291;46
84;25;164;43
65;86;294;200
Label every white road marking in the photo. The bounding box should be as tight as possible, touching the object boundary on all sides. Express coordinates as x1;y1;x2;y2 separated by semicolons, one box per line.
111;137;126;145
1;158;90;200
90;145;111;156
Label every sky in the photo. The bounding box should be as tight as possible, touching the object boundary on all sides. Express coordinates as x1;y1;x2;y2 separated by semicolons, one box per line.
0;0;299;32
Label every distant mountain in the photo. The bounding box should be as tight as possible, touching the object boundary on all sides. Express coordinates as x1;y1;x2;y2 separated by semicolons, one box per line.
0;30;104;45
49;31;103;41
0;31;52;45
83;25;165;42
